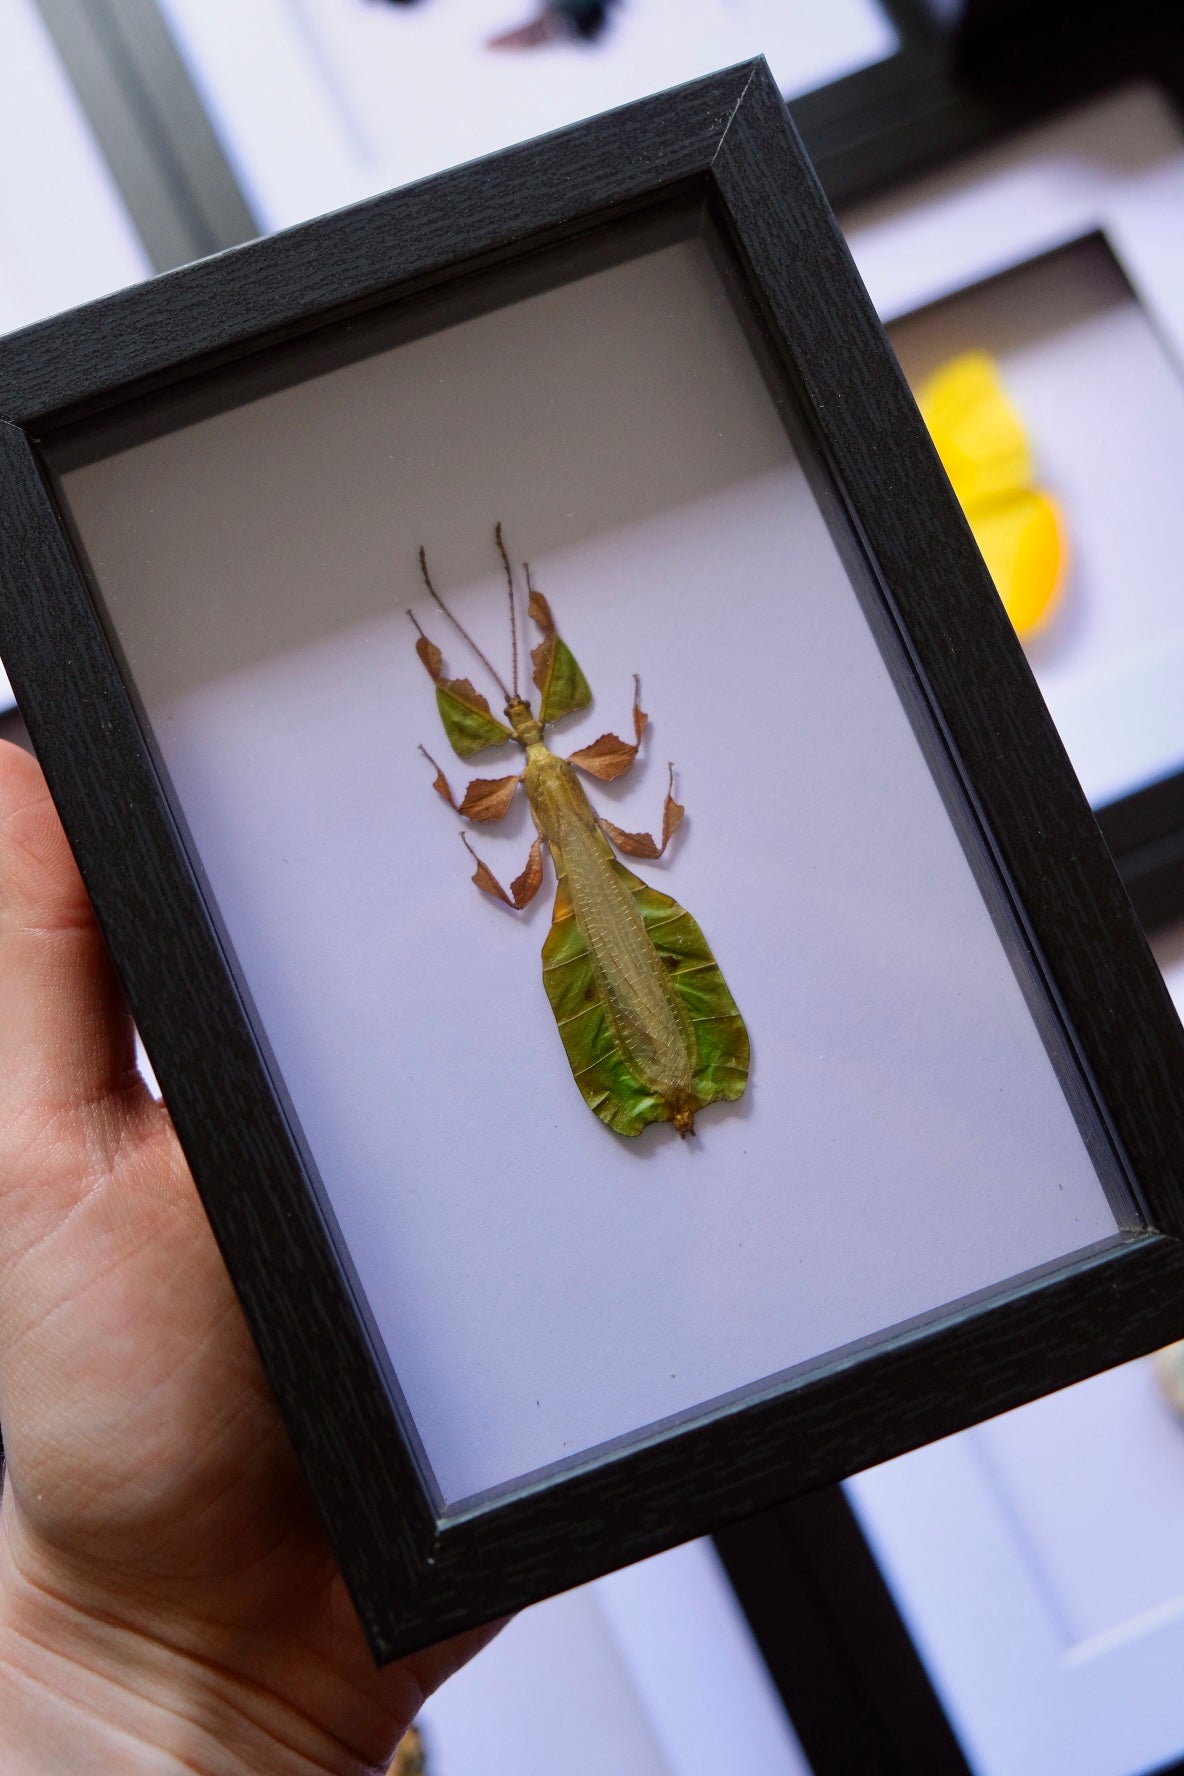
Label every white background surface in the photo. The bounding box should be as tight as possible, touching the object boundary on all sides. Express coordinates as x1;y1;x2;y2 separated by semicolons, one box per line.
155;0;895;230
844;85;1184;810
417;1538;811;1775
0;0;150;716
60;236;1118;1503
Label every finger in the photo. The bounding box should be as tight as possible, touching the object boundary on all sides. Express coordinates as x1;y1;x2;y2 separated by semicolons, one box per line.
0;741;138;1121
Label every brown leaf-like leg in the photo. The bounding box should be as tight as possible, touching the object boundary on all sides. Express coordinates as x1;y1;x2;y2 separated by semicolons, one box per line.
630;673;648;746
419;747;520;822
600;761;685;859
458;773;521;822
419;744;460;808
567;676;649;781
461;832;545;909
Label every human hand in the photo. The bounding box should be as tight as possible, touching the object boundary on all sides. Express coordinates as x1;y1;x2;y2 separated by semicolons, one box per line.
0;740;495;1774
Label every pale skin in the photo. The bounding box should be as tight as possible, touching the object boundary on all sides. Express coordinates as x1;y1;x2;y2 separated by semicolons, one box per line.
0;739;496;1774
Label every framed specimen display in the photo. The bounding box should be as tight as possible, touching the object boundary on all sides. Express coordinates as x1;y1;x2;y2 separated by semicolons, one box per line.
842;80;1184;927
2;62;1184;1661
150;0;900;229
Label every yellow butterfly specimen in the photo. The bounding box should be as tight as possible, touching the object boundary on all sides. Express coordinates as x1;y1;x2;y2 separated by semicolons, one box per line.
917;350;1068;640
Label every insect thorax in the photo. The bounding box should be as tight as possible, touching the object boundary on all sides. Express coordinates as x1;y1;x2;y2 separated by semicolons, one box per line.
505;699;544;746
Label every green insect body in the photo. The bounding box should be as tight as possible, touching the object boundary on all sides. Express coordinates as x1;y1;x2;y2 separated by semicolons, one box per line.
412;528;749;1138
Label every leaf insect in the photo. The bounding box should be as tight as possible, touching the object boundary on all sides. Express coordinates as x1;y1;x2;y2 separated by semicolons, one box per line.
411;526;750;1139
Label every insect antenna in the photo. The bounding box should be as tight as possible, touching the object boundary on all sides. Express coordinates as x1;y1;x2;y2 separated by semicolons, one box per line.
418;544;511;701
493;521;520;699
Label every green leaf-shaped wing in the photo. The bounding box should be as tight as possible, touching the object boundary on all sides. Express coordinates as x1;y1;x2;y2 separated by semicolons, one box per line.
413;628;512;758
541;860;749;1137
434;680;512;758
529;587;591;726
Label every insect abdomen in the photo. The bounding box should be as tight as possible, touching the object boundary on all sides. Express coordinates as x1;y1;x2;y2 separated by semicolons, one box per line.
527;771;744;1136
556;818;694;1102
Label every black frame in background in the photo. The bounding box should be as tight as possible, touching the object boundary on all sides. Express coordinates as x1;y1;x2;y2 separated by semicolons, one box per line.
718;1484;1184;1776
1096;777;1184;937
804;0;1184;210
716;1490;971;1776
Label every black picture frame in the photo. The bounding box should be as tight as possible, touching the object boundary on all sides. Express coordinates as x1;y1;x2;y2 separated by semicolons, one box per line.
794;0;1011;211
2;60;1184;1666
798;0;1184;211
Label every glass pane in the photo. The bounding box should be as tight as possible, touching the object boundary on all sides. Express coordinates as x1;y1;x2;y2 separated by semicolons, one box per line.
55;227;1119;1506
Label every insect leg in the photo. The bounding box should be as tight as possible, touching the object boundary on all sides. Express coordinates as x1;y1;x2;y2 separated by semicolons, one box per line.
461;832;545;909
599;762;685;859
418;746;521;821
566;676;649;782
418;744;461;808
